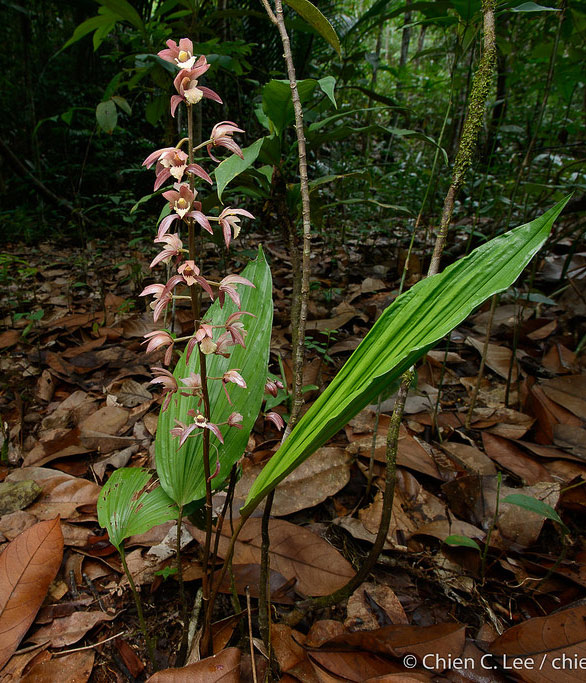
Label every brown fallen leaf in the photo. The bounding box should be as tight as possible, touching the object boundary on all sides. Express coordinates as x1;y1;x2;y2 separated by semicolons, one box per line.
440;441;496;476
0;517;64;669
5;468;100;521
271;624;319;682
20;650;95;683
0;329;21;349
234;446;351;516
345;583;408;631
466;337;519;381
541;375;586;421
490;601;586;682
212;564;296;604
194;518;355;597
30;611;116;647
146;647;241;682
481;433;554;485
553;424;586;460
308;650;404;681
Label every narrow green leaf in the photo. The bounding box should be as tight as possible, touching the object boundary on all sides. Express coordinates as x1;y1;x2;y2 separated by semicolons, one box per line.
283;0;341;54
502;494;568;531
242;197;570;515
96;100;117;134
444;535;481;551
156;246;273;506
215;138;264;201
97;468;178;550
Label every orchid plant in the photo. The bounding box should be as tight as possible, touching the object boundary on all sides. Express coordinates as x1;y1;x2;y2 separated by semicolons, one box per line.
97;37;275;666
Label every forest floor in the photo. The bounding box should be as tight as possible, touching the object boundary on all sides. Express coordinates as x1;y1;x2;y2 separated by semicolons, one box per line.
1;220;586;682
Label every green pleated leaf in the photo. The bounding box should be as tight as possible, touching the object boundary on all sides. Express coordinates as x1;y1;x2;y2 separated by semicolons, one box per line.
156;246;273;507
97;468;178;550
283;0;341;54
242;197;570;515
262;78;336;136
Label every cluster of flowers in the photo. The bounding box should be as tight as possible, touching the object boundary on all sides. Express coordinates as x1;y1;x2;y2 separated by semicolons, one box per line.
138;38;271;452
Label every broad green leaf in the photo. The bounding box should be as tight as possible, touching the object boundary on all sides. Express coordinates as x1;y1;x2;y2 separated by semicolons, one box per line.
96;100;117;134
215;138;264;201
242;197;570;515
284;0;341;54
97;468;178;550
318;76;337;108
97;0;145;30
444;535;481;551
156;247;273;506
502;494;568;532
262;78;335;136
62;12;119;51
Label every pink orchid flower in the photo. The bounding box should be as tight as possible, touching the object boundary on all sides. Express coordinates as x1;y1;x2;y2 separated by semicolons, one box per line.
157;200;212;240
218;274;255;308
177;261;213;300
163;184;194;219
217;207;254;248
208;121;244;163
221;369;246;405
158;38;198;70
227;412;243;428
149;366;178;411
170;62;222;117
266;412;285;431
143;147;211;190
150;233;184;269
142;330;174;365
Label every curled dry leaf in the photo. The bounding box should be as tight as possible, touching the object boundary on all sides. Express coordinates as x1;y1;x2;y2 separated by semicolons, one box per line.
194;518;355;596
0;517;64;670
466;336;519;381
146;646;241;682
490;601;586;683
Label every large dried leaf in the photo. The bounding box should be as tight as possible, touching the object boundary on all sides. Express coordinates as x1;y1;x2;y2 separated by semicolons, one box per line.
30;611;116;647
244;199;570;514
194;518;355;596
19;650;94;682
234;446;351;516
5;468;100;521
541;375;586;420
146;647;241;682
0;518;64;669
490;602;586;682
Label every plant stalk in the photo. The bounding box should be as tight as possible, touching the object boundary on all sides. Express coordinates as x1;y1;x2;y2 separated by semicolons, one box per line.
297;369;414;609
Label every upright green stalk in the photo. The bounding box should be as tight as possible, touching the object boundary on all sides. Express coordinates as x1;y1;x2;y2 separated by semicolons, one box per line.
428;0;497;276
260;0;313;434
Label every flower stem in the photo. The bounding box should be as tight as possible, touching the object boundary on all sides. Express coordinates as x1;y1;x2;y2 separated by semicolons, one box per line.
119;545;157;670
